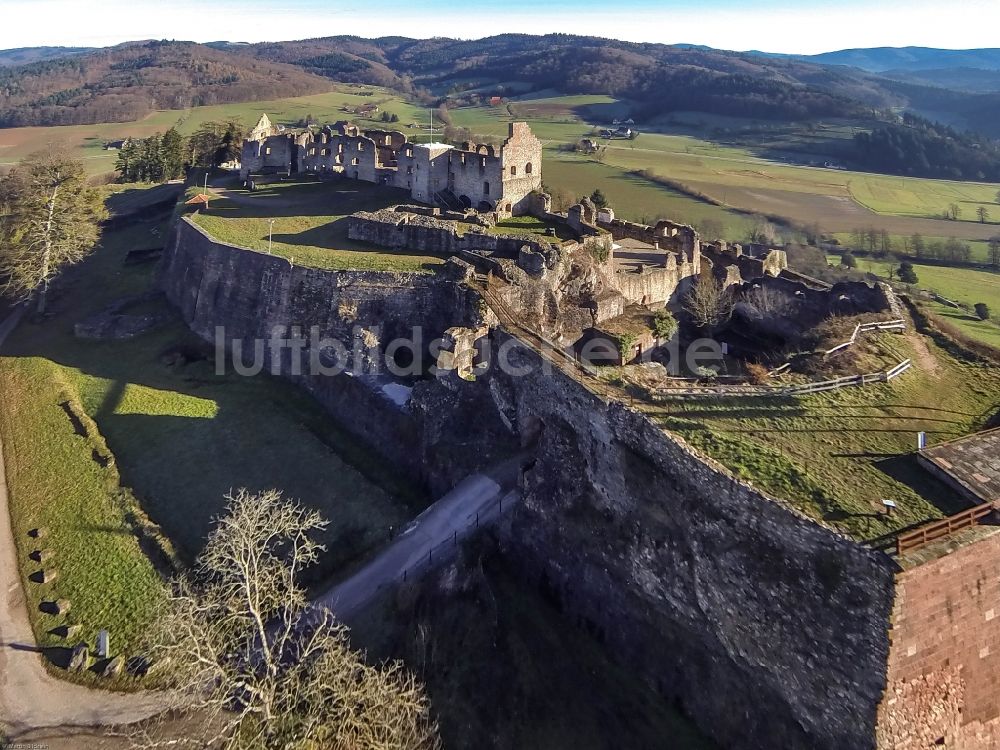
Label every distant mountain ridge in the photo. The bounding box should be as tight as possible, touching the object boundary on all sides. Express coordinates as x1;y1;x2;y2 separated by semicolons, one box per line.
0;40;333;127
1;36;999;138
802;47;1000;73
0;46;95;67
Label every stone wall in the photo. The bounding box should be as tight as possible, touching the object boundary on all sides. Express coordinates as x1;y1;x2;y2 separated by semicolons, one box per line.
498;121;543;214
347;209;557;264
610;255;686;307
241;133;297;178
599;216;701;270
161;212;1000;750
877;528;1000;749
702;243;787;281
448;144;504;211
241;118;542;215
159;218;479;480
410;334;899;750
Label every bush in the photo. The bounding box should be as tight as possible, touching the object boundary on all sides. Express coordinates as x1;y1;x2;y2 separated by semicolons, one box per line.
975;303;991;321
841;251;857;269
653;309;678;340
745;362;770;384
898;262;918;284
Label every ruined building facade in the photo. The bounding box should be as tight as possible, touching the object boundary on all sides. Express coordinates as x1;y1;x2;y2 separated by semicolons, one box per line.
240;116;543;216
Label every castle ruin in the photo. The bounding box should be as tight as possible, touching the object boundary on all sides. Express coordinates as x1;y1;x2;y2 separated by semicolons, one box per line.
240;115;543;217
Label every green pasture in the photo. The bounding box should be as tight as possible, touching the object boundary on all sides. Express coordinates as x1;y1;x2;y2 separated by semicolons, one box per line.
648;331;1000;541
828;253;1000;347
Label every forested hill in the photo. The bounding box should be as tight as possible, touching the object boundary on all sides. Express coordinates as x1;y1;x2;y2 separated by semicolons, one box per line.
0;33;997;141
0;40;333;127
250;34;887;121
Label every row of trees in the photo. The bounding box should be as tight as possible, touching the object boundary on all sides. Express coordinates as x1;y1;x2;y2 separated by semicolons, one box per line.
847;227;1000;267
115;121;245;183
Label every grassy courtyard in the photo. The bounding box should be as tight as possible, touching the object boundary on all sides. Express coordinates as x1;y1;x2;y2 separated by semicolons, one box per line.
188;179;448;272
0;195;426;666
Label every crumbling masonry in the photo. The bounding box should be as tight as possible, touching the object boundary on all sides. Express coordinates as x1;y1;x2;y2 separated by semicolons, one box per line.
240;115;543;216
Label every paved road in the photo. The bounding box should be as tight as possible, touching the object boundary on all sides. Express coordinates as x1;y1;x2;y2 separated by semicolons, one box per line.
316;473;519;619
0;309;169;738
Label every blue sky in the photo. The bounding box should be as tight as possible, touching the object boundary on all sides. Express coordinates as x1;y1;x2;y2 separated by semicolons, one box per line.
1;0;997;54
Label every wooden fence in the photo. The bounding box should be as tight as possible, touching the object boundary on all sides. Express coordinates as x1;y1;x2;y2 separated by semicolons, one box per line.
648;359;912;400
822;319;907;356
896;501;997;555
768;318;906;376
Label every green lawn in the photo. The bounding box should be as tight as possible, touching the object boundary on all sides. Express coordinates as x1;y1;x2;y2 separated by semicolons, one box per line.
0;192;427;674
645;331;1000;542
189;180;448;272
0;355;165;665
490;214;577;241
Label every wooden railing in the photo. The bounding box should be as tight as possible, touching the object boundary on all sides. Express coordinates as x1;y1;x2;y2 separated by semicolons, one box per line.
649;358;912;400
896;502;997;555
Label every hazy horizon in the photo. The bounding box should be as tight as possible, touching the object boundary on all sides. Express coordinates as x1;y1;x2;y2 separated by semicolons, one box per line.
2;0;998;56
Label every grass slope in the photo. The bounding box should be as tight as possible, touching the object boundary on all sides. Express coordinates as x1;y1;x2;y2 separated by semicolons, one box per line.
834;255;1000;347
646;330;1000;541
0;192;426;671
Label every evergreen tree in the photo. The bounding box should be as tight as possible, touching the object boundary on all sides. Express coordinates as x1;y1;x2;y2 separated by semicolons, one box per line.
898;262;918;284
139;134;163;182
115;139;138;182
590;189;608;208
160;127;185;180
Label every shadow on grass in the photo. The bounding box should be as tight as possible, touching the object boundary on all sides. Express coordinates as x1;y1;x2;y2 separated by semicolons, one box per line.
3;210;430;576
874;454;970;517
210;178;410;220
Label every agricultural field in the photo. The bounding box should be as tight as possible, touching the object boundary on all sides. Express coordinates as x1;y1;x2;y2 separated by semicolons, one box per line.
448;98;1000;249
0;198;425;666
189;179;448;272
5;84;1000;257
0;86;427;176
831;254;1000;347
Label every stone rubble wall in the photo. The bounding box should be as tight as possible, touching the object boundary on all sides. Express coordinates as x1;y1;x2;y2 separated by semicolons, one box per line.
160;212;1000;750
411;333;900;750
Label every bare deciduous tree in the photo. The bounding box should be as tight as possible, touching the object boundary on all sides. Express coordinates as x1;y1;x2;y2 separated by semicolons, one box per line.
684;272;734;332
0;150;106;313
133;489;439;750
745;285;795;319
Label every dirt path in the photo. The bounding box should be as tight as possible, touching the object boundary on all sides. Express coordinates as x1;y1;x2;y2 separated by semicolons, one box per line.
0;308;169;740
904;309;943;378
